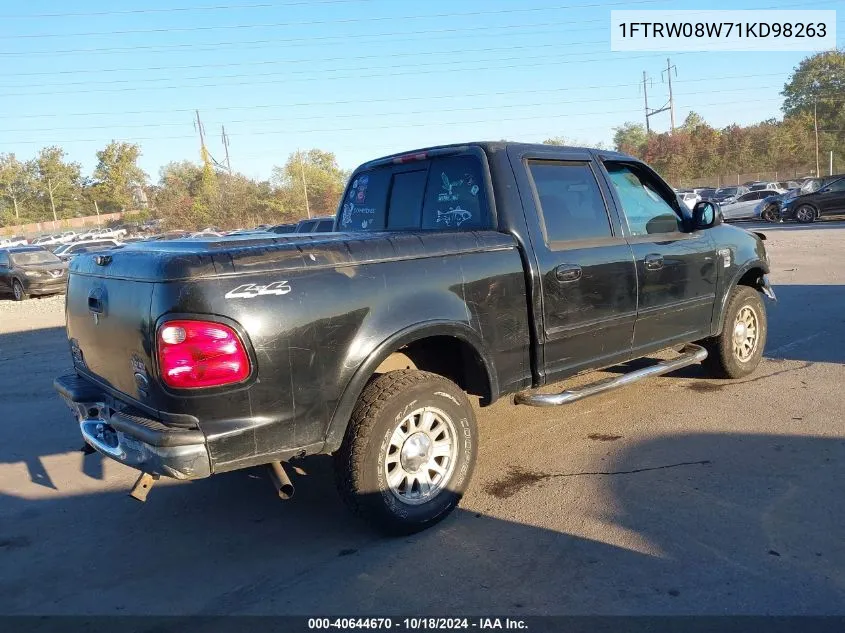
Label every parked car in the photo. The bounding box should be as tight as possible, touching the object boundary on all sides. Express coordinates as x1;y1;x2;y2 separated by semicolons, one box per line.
696;188;718;200
720;189;782;222
678;191;701;210
295;217;335;233
711;186;750;205
55;141;774;534
53;239;122;261
0;246;68;301
780;176;845;223
32;234;64;246
748;182;787;194
0;235;28;247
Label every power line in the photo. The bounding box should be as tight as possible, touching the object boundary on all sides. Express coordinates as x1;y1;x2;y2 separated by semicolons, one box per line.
0;1;665;40
0;0;372;19
0;69;825;121
8;84;834;135
3;40;606;79
4;96;823;145
0;21;603;57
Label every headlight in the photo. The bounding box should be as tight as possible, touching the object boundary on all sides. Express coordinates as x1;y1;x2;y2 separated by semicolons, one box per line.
23;270;43;278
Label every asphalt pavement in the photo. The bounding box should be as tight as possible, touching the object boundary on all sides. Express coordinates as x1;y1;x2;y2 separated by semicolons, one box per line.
1;221;843;615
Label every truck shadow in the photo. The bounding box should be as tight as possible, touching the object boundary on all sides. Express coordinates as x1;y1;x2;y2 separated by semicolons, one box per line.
1;433;843;615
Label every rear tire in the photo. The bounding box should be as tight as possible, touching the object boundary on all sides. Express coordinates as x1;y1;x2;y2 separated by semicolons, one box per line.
12;279;28;302
795;204;817;224
702;286;766;379
334;369;477;535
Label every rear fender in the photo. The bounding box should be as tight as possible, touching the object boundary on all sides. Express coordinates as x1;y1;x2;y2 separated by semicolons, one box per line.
322;321;498;454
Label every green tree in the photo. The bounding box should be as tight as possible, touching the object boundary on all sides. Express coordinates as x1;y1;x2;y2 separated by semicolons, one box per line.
0;154;35;224
542;136;568;146
92;141;148;211
33;146;83;222
612;122;648;156
271;149;347;218
782;49;845;174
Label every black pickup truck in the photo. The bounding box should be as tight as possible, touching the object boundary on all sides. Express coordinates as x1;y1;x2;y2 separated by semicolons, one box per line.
55;142;775;534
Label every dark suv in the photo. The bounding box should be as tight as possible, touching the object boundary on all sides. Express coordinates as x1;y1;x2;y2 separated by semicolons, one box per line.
0;246;68;301
781;177;845;223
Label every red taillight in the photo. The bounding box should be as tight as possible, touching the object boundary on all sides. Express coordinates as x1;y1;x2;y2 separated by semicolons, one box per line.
156;320;250;389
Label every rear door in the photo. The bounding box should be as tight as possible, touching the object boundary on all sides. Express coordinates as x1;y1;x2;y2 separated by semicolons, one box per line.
817;178;845;215
508;147;637;380
600;161;718;352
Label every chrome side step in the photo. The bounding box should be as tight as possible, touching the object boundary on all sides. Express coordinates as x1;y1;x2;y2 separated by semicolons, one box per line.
514;344;708;407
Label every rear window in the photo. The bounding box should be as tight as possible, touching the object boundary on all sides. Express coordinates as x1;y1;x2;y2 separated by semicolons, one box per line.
339;153;489;231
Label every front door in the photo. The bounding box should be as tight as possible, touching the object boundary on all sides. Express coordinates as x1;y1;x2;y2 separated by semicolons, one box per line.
509;149;638;381
601;161;718;353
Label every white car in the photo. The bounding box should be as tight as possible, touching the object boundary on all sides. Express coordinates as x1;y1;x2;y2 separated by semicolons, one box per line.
678;192;701;210
748;182;787;194
52;239;122;261
0;236;28;247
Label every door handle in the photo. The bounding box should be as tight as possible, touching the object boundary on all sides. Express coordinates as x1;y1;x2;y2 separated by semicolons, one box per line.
554;264;582;283
644;254;664;271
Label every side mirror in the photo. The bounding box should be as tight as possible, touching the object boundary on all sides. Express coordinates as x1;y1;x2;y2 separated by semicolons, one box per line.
819;187;831;194
692;200;721;230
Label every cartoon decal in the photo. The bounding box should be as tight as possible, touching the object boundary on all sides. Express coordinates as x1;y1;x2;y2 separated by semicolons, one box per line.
437;172;465;203
342;202;354;227
225;281;292;299
436;206;472;227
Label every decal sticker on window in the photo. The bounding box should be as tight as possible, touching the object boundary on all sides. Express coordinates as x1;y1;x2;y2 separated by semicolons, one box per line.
436;206;472;227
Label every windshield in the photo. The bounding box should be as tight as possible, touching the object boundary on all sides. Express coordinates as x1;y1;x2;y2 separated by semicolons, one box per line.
10;250;62;265
716;188;737;196
801;179;822;193
52;244;70;254
749;184;767;191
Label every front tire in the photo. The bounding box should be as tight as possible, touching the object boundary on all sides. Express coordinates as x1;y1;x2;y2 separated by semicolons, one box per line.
334;369;477;535
702;286;767;379
12;279;28;301
795;204;817;224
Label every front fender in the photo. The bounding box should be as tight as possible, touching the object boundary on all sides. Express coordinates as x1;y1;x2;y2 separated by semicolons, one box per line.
322;320;498;453
714;259;773;334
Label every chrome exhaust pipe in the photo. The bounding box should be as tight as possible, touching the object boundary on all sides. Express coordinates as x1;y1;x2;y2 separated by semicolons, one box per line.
269;461;295;500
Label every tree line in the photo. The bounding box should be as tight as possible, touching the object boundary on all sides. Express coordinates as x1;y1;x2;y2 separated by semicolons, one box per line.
1;50;841;231
610;50;843;187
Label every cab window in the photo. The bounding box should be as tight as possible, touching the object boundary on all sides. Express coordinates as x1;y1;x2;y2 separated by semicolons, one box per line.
605;163;683;236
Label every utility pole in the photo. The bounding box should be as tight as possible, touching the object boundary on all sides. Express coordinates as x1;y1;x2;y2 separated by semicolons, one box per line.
831;150;834;176
662;58;677;132
814;100;820;176
299;150;311;219
195;110;211;169
47;178;58;224
221;126;232;175
642;69;671;133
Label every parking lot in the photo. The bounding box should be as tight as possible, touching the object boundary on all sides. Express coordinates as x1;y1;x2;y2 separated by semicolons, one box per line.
1;221;843;616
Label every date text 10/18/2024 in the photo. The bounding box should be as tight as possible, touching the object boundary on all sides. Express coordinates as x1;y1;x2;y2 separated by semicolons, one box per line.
307;618;528;630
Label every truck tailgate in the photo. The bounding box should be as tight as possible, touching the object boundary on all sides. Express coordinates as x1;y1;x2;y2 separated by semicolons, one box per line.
65;271;155;403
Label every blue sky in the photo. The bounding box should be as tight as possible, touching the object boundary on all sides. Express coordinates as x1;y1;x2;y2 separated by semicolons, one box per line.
0;0;842;181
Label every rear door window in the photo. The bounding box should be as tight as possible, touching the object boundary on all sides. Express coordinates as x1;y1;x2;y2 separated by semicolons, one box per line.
527;161;613;243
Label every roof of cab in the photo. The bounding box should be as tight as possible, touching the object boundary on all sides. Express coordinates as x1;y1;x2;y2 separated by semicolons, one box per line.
356;141;635;171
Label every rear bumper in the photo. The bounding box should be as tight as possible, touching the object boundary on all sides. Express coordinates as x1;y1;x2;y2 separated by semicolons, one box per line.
54;373;211;480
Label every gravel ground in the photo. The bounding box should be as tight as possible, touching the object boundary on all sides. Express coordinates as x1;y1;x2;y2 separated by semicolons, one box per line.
0;293;65;333
1;222;844;616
